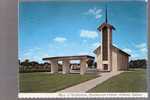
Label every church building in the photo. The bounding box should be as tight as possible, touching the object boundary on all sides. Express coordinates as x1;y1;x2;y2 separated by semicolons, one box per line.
94;6;130;72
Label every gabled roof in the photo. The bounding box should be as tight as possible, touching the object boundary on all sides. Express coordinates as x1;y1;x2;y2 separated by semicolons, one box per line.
93;45;130;57
93;46;101;54
113;46;131;56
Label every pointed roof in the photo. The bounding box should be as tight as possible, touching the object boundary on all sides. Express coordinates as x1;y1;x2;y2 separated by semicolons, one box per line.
97;4;115;31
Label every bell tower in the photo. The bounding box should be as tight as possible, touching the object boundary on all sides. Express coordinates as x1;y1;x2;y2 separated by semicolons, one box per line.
97;5;115;71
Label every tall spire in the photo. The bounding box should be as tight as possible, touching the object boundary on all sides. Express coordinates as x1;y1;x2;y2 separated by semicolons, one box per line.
97;3;116;31
105;4;108;23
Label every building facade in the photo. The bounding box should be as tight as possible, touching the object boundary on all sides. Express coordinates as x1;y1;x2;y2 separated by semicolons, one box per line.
94;6;130;72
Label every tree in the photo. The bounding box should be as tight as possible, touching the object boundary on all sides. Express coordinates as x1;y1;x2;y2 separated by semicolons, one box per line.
129;59;147;68
21;59;30;66
30;61;39;66
87;59;94;68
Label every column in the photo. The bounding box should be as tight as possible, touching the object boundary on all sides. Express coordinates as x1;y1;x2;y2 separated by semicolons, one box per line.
108;28;112;71
50;60;58;74
99;30;103;71
80;59;87;75
62;60;70;74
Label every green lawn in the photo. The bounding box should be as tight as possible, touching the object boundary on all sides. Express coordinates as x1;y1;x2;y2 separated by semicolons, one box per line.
19;72;98;92
88;69;147;92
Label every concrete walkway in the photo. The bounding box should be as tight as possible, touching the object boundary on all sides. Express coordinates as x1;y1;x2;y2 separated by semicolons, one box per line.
57;71;123;93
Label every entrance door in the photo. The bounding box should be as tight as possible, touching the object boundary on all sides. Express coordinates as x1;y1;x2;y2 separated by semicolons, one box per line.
103;64;108;70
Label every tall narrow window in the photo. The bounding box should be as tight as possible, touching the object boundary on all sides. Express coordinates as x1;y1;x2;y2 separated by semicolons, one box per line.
102;27;108;60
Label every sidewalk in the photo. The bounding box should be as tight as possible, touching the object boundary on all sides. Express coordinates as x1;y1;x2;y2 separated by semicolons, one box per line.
57;71;123;93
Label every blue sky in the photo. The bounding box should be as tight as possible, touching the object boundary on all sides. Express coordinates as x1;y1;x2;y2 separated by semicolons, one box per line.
19;1;147;62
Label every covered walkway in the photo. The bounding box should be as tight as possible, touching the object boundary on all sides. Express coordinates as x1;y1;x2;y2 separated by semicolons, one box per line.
43;55;94;75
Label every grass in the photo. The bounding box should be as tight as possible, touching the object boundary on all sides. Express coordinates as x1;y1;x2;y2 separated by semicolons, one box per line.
88;68;147;92
19;72;98;92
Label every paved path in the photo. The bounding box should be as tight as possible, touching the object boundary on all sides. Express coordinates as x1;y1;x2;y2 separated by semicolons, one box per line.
57;71;123;93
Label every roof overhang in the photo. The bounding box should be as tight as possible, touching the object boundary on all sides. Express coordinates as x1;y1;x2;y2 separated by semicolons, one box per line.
43;55;95;61
97;22;116;31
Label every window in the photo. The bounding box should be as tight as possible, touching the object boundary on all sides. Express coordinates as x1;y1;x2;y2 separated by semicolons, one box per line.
102;27;108;60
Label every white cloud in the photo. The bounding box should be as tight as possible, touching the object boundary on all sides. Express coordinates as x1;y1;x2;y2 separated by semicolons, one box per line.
136;43;147;53
83;39;87;43
141;48;147;53
123;48;132;54
130;52;147;60
136;43;146;48
80;29;98;39
130;53;140;60
23;52;31;59
21;47;50;62
53;37;67;43
41;53;49;58
129;42;148;60
96;14;102;19
85;7;102;19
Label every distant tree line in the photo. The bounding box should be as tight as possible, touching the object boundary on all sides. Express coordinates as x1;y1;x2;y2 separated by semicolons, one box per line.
129;59;147;69
19;59;147;73
19;59;95;73
19;59;51;73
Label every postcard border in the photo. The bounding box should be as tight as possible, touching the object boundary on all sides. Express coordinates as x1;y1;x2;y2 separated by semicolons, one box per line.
0;0;149;100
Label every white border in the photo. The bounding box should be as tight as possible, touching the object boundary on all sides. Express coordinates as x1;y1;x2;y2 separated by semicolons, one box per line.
18;93;148;98
18;0;149;99
0;0;149;100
